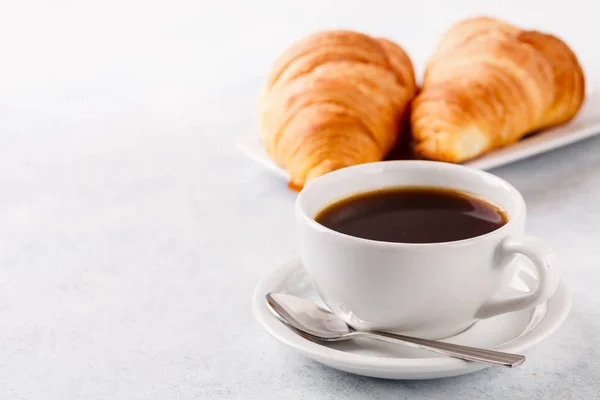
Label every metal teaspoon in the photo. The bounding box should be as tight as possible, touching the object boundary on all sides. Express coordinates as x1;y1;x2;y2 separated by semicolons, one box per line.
266;292;525;368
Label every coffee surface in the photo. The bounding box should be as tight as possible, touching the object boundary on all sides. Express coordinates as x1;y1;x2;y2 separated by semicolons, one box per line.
315;187;508;243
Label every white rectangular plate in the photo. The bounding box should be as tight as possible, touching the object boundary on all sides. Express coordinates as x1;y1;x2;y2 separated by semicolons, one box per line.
238;89;600;179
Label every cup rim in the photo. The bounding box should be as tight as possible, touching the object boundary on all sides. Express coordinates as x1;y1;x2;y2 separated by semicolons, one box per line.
295;160;526;249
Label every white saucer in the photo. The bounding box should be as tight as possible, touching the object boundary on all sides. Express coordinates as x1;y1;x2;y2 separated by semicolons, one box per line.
253;256;571;380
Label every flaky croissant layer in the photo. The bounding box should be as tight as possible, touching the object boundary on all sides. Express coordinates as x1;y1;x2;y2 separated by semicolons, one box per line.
411;17;585;163
258;30;417;189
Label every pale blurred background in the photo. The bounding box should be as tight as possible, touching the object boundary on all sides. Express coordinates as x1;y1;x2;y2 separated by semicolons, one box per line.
2;1;597;158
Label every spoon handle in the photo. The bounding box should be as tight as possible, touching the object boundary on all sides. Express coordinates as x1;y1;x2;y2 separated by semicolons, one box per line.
359;331;526;367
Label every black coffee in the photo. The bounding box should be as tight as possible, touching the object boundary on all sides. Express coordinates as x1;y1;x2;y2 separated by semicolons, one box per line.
315;187;508;244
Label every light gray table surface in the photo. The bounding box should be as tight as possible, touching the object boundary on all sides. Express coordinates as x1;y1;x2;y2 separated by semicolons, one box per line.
1;1;600;399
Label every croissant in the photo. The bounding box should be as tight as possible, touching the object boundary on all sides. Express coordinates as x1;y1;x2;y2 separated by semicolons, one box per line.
411;17;585;163
258;30;417;189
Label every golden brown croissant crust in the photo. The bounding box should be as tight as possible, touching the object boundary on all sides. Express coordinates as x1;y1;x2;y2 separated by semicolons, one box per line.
411;17;586;163
258;30;417;189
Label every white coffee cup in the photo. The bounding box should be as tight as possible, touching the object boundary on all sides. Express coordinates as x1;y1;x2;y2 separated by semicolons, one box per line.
295;160;560;339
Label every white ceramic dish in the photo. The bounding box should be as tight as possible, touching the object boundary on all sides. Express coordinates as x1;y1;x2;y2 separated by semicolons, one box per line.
253;256;571;380
238;89;600;178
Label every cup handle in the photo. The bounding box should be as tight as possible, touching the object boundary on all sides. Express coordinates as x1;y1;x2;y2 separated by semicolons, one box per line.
476;236;560;320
